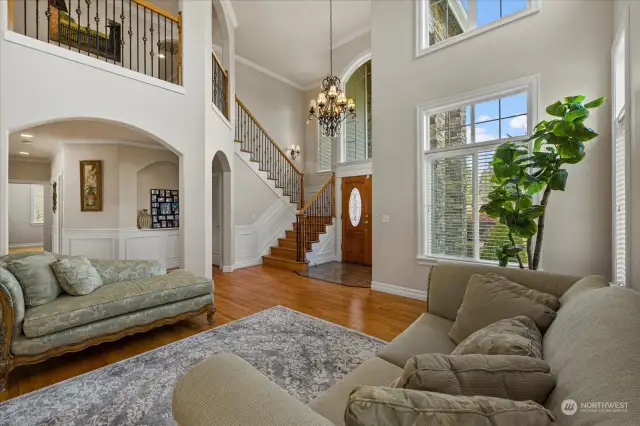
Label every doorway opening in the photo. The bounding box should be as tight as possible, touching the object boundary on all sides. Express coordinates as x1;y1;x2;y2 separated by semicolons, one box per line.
212;151;231;269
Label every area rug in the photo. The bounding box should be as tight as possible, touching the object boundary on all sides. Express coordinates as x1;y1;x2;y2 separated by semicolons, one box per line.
0;306;385;426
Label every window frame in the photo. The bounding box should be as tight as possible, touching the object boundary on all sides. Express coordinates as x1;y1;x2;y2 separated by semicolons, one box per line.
415;0;540;58
30;184;44;226
416;75;539;266
317;122;333;173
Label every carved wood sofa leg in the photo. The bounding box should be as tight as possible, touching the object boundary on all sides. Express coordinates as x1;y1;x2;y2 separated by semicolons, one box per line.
207;304;216;325
0;363;9;393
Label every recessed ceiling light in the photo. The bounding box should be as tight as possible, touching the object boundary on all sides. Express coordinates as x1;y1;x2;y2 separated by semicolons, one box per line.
158;53;166;59
20;133;33;138
18;151;30;155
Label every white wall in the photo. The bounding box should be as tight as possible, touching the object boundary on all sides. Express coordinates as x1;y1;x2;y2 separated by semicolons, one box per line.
8;183;44;246
137;161;179;214
235;61;305;170
0;0;230;278
371;0;613;293
9;159;51;181
232;155;278;226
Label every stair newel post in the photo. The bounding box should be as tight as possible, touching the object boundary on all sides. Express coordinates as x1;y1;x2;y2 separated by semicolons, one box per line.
296;213;305;262
300;174;305;209
331;173;336;218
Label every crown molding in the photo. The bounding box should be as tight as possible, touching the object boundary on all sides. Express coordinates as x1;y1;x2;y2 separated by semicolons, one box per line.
8;156;51;163
235;55;307;91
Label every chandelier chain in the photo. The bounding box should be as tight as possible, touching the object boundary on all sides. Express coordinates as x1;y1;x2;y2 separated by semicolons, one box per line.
329;0;333;76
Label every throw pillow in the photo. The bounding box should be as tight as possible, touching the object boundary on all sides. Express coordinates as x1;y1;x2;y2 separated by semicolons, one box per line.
345;386;555;426
449;273;558;344
51;257;103;296
396;353;555;404
452;316;543;358
6;252;62;307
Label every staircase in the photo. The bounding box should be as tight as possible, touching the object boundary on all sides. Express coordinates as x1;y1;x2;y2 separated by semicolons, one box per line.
234;97;335;272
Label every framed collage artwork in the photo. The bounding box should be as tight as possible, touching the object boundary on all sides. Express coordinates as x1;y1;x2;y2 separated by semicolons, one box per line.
150;189;180;229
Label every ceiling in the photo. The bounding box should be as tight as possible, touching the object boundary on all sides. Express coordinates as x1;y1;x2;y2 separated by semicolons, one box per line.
9;120;164;161
232;0;371;89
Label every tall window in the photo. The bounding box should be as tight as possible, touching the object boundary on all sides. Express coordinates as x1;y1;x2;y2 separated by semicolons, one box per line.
343;60;372;162
418;78;535;263
613;31;628;286
417;0;537;56
317;126;333;172
31;184;44;224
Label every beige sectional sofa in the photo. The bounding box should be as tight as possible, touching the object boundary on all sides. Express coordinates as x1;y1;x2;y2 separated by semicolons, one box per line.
172;261;640;426
0;252;214;391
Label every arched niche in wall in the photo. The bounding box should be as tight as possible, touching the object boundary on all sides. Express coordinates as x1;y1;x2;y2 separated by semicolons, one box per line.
136;161;179;215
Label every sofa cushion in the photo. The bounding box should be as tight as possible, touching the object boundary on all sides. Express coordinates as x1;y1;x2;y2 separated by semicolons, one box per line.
12;294;212;355
308;357;402;426
0;265;26;337
345;387;555;426
452;316;543;358
6;252;62;307
89;259;165;285
51;256;103;296
376;313;456;368
449;274;558;344
397;353;555;404
22;270;212;338
543;286;640;425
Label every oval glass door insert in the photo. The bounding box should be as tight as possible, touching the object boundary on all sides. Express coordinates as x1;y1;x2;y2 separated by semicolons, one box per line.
349;188;362;227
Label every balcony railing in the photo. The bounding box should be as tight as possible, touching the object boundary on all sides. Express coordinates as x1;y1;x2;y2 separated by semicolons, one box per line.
8;0;182;85
212;51;228;118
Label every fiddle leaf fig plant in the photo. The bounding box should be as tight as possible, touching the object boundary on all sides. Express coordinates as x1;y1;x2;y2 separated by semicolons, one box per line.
480;95;605;269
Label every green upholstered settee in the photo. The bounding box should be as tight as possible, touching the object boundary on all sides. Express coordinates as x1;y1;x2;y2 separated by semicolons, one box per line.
0;252;214;391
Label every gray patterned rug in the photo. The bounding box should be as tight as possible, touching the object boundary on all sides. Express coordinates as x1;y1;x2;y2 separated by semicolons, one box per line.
0;306;385;426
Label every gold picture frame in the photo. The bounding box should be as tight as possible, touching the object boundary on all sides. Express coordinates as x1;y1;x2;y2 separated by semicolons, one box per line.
80;160;103;212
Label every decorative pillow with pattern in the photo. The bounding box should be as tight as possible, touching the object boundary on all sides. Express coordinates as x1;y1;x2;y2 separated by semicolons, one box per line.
395;353;555;404
345;386;555;426
449;273;559;344
452;316;543;358
6;252;62;307
51;257;104;296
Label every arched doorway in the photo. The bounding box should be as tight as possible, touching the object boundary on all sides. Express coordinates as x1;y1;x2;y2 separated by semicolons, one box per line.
212;151;231;269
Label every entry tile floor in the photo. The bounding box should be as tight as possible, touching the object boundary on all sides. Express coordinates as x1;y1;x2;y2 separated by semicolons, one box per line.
296;262;372;288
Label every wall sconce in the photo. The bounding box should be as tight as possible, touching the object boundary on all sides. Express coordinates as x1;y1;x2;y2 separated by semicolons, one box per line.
290;145;301;160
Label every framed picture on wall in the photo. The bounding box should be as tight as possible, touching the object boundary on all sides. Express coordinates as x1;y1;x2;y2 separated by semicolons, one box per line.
150;189;179;228
80;160;103;212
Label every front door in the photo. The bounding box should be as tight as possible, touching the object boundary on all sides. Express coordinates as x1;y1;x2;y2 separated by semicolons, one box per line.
342;175;372;265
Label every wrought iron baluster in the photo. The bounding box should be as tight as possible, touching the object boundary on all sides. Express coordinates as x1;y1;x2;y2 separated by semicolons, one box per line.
150;11;154;77
112;0;115;61
143;6;147;74
94;0;100;57
128;0;132;69
120;0;125;65
45;0;50;43
35;0;39;40
23;0;26;36
136;3;139;71
156;13;160;78
164;16;167;81
104;0;107;59
76;0;82;53
85;0;91;56
170;21;174;82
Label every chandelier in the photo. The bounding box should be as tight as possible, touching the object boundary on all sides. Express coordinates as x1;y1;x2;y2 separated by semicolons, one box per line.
308;0;356;138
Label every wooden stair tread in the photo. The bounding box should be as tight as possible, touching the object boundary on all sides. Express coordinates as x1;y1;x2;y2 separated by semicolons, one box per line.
263;255;309;272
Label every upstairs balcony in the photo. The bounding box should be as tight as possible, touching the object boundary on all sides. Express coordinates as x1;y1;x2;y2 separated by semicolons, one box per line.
7;0;182;85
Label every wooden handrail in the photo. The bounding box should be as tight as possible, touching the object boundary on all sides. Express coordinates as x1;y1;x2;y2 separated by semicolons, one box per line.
132;0;179;22
300;173;335;213
7;0;14;31
212;51;227;76
236;96;303;176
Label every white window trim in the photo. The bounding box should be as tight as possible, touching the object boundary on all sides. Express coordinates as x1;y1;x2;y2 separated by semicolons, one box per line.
416;74;539;266
415;0;540;58
611;15;631;287
30;184;44;226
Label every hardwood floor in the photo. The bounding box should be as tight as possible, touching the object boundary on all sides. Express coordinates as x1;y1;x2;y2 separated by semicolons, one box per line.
7;246;44;254
2;265;426;401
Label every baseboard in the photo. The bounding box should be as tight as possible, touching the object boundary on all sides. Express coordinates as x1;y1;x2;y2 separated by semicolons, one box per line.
9;242;44;248
233;258;263;270
371;281;428;301
308;257;338;267
221;265;234;273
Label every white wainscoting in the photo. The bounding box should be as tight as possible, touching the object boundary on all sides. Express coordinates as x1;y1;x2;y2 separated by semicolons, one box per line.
307;223;337;266
62;229;181;269
233;199;295;269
